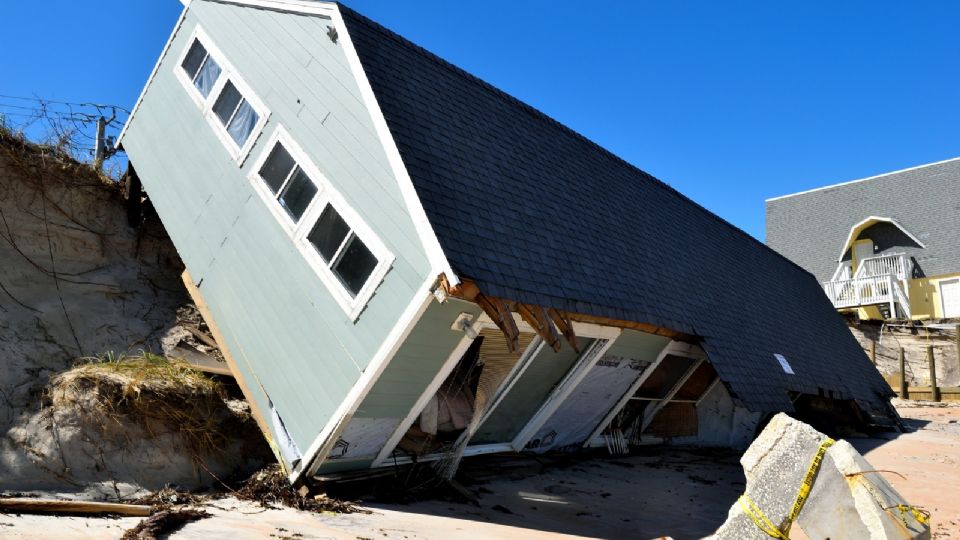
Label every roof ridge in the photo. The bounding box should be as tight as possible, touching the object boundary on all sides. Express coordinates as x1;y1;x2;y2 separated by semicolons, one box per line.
767;155;960;202
338;3;818;282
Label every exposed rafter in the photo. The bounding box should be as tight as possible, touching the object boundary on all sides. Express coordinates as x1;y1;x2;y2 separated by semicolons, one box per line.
438;276;694;351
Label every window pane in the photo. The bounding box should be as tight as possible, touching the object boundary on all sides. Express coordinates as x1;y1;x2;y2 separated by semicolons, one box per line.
333;236;378;296
259;143;295;194
213;81;242;126
308;205;350;262
193;55;221;98
226;99;259;147
181;40;207;80
278;168;317;222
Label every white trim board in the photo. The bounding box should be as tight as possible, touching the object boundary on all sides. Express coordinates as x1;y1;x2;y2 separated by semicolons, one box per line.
117;4;190;146
331;4;459;288
766;156;960;202
297;275;437;482
205;0;336;15
836;215;926;262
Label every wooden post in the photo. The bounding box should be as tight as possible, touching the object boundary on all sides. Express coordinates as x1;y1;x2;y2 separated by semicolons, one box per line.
899;347;907;399
93;116;106;172
955;324;959;375
870;340;876;365
928;345;940;403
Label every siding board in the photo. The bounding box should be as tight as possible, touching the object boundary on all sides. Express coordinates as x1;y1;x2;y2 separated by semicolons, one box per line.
121;2;434;463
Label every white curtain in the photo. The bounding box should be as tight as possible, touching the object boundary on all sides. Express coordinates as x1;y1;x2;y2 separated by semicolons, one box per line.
228;100;259;146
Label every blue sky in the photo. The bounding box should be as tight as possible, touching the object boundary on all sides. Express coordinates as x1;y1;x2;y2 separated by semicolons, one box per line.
2;1;958;240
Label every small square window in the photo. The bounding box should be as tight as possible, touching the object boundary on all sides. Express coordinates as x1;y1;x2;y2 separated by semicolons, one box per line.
181;39;222;99
259;144;296;194
278;168;318;222
181;40;207;80
213;82;242;125
309;205;350;262
212;81;260;147
333;236;378;296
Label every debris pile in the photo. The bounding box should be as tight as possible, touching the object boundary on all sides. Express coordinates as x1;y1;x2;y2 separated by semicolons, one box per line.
236;465;369;514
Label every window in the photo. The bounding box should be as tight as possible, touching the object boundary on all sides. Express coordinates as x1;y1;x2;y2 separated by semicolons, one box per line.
175;27;269;163
308;205;379;296
212;81;260;148
180;39;222;98
250;128;394;319
258;143;318;222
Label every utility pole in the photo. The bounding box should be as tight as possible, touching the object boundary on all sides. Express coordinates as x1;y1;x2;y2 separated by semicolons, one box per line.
93;116;107;172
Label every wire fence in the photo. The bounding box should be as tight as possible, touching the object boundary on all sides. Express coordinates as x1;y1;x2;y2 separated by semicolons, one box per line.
0;93;130;179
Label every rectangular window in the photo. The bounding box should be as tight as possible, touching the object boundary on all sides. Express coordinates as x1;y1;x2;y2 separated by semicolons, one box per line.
181;39;221;98
308;205;378;296
176;27;269;163
212;81;260;148
250;129;394;319
257;143;318;222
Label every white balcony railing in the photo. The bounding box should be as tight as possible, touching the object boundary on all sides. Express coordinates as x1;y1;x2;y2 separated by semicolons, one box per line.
822;273;911;318
853;253;909;281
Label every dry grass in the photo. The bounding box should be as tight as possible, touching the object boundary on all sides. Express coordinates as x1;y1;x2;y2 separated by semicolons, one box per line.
49;353;239;460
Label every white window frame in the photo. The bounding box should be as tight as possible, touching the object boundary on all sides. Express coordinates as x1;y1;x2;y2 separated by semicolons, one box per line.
249;126;395;321
174;25;270;165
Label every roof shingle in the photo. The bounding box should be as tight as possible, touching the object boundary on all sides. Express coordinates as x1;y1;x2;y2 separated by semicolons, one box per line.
340;5;894;413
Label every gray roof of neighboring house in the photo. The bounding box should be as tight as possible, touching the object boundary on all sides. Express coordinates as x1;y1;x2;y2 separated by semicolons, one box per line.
767;158;960;284
340;6;894;413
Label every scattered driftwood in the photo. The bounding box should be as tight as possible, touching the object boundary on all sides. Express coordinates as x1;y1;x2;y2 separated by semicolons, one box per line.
130;487;208;511
237;465;369;514
121;508;210;540
0;498;151;516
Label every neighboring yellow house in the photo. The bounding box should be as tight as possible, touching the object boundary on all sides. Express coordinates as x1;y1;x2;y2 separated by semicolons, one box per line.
766;159;960;321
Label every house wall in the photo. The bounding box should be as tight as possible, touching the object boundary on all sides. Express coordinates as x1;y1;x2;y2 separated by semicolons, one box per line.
853;272;960;321
120;1;433;470
766;159;960;285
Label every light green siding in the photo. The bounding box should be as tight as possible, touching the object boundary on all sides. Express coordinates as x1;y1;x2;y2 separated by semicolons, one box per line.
605;329;672;361
471;336;591;444
121;1;432;469
355;298;482;419
315;298;482;473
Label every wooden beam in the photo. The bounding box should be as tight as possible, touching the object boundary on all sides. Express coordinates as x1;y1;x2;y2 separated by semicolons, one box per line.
445;276;695;348
475;293;520;352
547;308;579;353
0;498;152;517
564;312;695;342
516;303;562;352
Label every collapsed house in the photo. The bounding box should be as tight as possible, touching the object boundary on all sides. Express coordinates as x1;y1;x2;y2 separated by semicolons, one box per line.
117;0;896;483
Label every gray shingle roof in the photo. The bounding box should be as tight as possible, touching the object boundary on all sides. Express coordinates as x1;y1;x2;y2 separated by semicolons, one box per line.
340;6;894;413
767;159;960;284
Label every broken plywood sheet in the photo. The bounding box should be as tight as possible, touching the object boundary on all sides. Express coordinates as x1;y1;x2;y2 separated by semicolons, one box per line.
525;354;655;453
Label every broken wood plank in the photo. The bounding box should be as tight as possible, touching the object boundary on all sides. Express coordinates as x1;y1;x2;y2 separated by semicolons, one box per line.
475;293;520;352
517;303;562;352
0;498;152;517
547;308;580;353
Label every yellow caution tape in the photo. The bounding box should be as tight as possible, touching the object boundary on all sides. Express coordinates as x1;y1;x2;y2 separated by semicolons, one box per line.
893;504;930;527
739;437;835;539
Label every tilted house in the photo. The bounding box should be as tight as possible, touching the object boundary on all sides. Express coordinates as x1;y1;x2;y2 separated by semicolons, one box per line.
119;0;895;483
768;159;960;322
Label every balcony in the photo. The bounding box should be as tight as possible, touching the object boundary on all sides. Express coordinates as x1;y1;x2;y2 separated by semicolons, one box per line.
823;253;911;318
